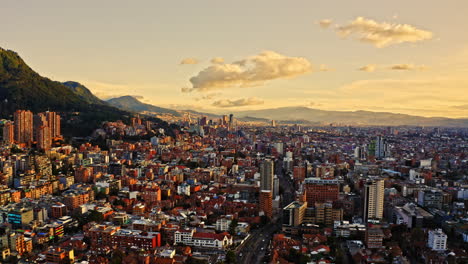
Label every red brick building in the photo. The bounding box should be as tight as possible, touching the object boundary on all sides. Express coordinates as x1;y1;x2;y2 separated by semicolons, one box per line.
304;178;340;206
74;167;94;183
259;190;273;219
14;110;33;145
293;166;306;181
51;203;67;219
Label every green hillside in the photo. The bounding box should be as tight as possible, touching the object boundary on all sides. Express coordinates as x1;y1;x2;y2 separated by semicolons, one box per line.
0;47;172;137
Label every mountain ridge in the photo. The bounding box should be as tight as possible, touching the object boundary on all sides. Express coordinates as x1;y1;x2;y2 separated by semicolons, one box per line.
107;96;181;117
0;47;172;137
233;106;468;127
62;81;105;105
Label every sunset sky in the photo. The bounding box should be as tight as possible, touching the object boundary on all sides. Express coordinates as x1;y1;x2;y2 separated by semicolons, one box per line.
2;0;468;117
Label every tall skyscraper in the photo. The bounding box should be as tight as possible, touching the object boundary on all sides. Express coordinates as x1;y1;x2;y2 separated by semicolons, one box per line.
260;159;274;191
222;115;228;126
131;116;142;127
46;111;61;138
34;112;48;142
374;136;389;159
354;144;367;160
259;159;274;219
228;114;233;129
14;110;33;145
259;190;273;219
3;121;14;144
37;125;51;151
363;177;385;222
199;116;207;126
145;121;152;131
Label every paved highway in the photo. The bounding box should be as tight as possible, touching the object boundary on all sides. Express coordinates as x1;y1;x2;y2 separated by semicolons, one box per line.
237;159;296;264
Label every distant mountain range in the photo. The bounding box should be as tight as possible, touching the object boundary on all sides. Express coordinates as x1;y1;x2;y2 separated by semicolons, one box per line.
107;96;180;117
1;46;465;128
234;107;468;127
106;97;468;127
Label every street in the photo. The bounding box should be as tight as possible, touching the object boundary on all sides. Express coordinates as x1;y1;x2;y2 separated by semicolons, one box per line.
237;159;295;264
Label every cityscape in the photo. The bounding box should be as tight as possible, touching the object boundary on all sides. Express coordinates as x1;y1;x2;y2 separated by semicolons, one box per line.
1;1;468;264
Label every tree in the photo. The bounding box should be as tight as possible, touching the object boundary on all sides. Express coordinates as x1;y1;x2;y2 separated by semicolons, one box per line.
225;250;237;264
10;145;22;153
95;190;107;200
229;219;238;235
88;210;104;223
283;248;313;264
113;199;126;207
186;256;208;264
110;249;125;264
335;248;344;264
410;228;424;243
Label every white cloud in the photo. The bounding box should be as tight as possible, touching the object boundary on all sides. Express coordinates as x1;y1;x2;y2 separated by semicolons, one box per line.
194;93;222;101
180;58;199;65
318;19;333;29
358;64;376;72
319;64;334;72
390;64;428;71
181;87;192;93
210;57;225;64
212;97;264;108
341;79;437;92
358;63;428;72
187;51;312;91
331;17;433;48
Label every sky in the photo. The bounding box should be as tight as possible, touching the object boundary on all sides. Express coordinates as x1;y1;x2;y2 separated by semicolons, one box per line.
2;0;468;118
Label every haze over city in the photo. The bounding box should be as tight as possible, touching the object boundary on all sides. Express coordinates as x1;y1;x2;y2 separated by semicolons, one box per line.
0;2;467;264
2;0;468;117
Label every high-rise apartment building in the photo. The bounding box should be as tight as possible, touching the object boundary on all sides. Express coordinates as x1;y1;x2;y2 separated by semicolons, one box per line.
37;126;51;151
199;116;207;126
228;114;234;129
2;121;14;144
33;112;48;142
259;190;273;219
363;177;385;222
46;111;61;138
14;110;33;145
374;136;389;159
260;159;274;191
354;145;367;160
222;115;228;126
